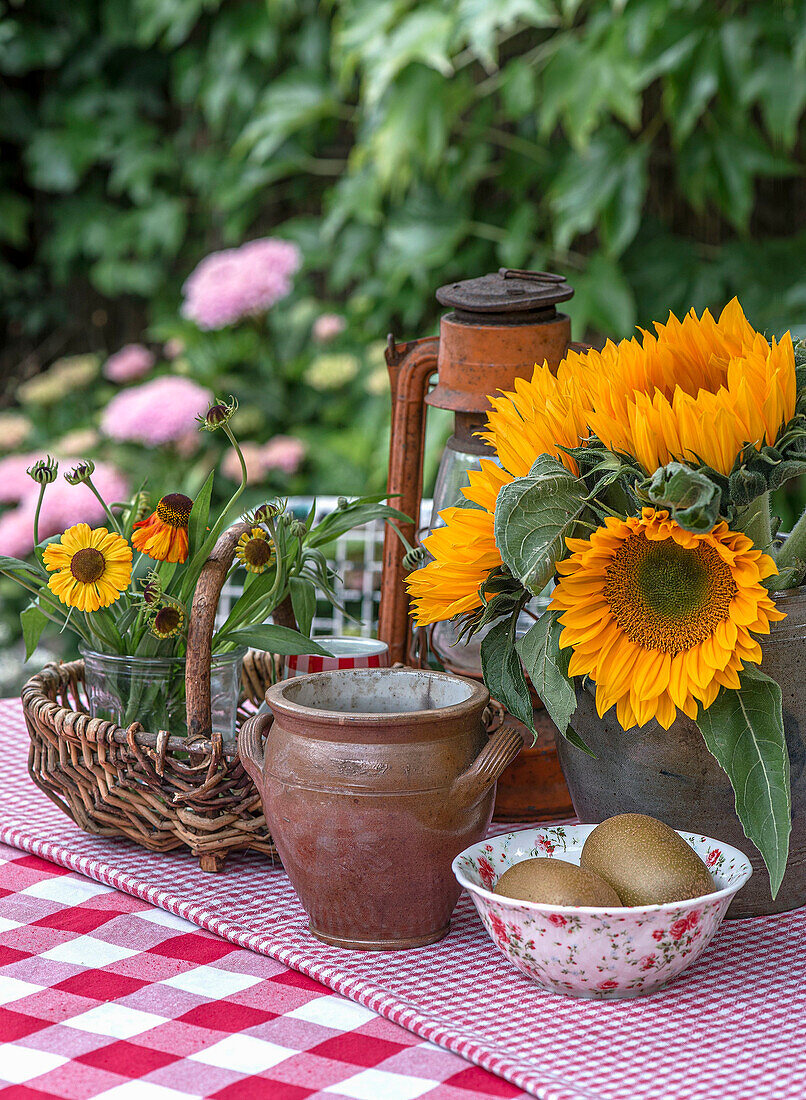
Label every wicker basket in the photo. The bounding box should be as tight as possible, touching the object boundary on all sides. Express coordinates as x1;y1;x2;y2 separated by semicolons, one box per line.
22;521;278;872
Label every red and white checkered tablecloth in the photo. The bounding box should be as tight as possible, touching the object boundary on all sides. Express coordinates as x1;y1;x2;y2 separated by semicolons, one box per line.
0;841;525;1100
2;696;806;1100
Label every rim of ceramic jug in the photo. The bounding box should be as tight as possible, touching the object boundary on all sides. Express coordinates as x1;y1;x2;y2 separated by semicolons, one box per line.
264;666;489;728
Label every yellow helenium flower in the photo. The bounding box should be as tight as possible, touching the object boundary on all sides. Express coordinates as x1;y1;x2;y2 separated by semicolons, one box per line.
549;508;785;731
235;527;275;574
571;299;796;476
406;363;587;626
44;523;132;613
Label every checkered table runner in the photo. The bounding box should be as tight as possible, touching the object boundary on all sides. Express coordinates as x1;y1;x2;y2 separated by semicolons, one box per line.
0;841;525;1100
2;697;806;1100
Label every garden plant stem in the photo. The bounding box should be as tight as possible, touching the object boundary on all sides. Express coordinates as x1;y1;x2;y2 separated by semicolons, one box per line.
777;506;806;573
737;493;773;553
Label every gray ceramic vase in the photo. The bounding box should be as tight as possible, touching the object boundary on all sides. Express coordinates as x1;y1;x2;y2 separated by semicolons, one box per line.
557;586;806;918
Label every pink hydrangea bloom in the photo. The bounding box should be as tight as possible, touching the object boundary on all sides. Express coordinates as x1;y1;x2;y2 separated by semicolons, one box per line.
262;435;306;475
0;508;34;557
0;461;128;557
0;453;46;505
101;376;211;446
181;238;301;330
103;344;155;384
313;313;346;342
163;337;185;359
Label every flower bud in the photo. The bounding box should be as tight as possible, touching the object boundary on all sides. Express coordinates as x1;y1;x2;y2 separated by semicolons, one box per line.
140;572;163;606
250;501;283;523
198;395;238;432
27;456;59;485
403;546;426;570
64;459;95;485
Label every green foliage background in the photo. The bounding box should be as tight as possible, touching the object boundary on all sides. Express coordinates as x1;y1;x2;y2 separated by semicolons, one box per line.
3;0;805;375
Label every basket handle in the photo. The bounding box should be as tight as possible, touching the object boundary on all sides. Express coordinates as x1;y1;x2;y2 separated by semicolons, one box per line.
185;520;253;740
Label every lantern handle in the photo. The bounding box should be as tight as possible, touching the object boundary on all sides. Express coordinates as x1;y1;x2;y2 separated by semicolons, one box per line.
378;334;439;666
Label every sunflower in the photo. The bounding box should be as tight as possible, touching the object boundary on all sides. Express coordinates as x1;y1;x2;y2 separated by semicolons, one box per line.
44;523;132;612
478;361;589;478
407;363;587;626
569;299;796;476
235;527;275;574
549;508;785;730
132;493;193;563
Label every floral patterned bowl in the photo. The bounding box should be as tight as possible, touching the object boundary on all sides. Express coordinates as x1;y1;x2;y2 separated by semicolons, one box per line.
452;825;752;1000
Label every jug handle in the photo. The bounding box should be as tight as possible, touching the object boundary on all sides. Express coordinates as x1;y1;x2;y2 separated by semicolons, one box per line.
238;711;272;787
452;725;523;809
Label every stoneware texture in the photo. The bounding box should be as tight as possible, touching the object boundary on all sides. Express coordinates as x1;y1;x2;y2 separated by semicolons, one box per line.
453;824;752;1000
239;667;522;951
558;586;806;917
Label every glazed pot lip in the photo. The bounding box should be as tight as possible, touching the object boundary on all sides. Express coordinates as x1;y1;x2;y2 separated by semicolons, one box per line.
766;583;806;605
265;666;489;726
453;824;753;916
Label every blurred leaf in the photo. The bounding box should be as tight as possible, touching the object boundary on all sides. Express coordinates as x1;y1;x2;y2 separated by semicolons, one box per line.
456;0;557;70
361;10;455;105
549;130;648;255
236;75;338;162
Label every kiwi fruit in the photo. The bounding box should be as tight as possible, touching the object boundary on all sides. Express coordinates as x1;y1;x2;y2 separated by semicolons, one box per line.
493;857;622;906
580;813;715;906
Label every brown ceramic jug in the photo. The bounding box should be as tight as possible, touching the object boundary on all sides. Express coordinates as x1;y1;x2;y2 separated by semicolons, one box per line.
239;667;522;950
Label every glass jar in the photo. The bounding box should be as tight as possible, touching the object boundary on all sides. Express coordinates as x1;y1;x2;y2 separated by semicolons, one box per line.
80;647;246;742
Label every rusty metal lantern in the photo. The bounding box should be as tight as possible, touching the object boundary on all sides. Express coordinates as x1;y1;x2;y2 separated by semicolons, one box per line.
377;268;580;821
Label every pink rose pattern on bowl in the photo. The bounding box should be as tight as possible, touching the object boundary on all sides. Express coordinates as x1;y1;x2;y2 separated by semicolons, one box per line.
453;825;751;1000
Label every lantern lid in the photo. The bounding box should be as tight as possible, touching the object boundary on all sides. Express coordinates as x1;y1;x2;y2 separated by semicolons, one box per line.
436;268;573;321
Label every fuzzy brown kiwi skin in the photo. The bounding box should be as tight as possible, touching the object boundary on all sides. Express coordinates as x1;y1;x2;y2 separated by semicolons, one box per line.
580;814;715;907
493;857;622;906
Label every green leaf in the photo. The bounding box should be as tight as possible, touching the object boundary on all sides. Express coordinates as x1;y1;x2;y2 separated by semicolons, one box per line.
480;618;534;733
364;11;455;106
0;555;44;583
288;575;316;637
20;603;48;661
516;612;577;739
307;503;410;548
695;667;791;898
188;469;214;562
218;624;333;657
494;454;586;596
237;76;338;162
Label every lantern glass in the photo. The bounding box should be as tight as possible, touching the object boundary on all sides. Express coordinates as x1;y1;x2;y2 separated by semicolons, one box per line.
425;428;551;676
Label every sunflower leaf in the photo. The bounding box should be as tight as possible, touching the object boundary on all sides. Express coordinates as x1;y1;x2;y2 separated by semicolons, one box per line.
695;667;791;898
516;611;581;743
636;462;721;532
494;454;587;595
480;617;535;735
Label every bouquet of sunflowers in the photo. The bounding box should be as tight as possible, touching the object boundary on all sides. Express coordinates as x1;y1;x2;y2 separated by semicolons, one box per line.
1;397;403;733
407;301;806;897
